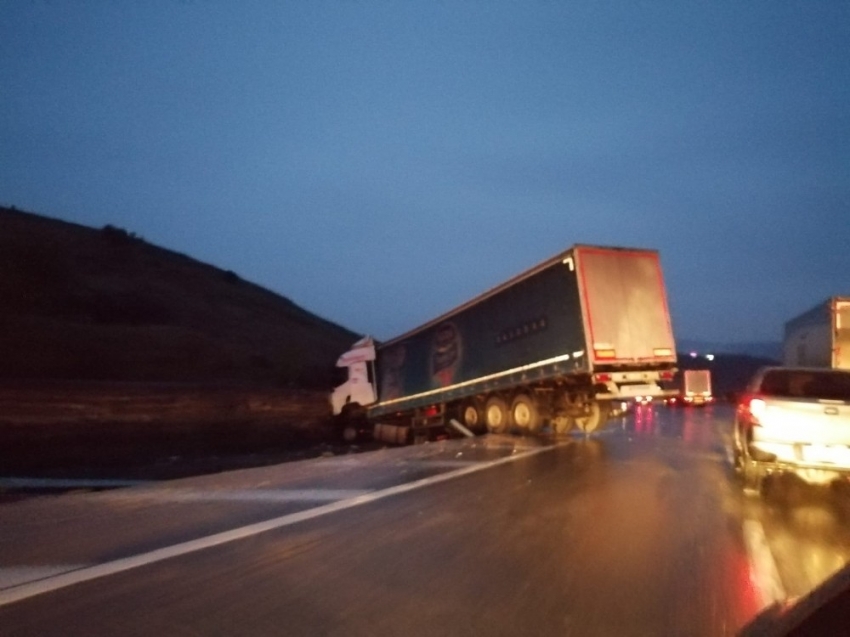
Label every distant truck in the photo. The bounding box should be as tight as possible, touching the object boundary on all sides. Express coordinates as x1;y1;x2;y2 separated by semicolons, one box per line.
663;369;713;407
682;369;713;406
784;297;850;370
332;245;678;444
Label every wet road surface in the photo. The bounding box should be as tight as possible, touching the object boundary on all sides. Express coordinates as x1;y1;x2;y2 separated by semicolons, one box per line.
2;404;850;636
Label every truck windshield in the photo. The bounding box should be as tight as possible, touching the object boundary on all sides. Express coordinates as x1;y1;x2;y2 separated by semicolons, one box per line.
760;370;850;401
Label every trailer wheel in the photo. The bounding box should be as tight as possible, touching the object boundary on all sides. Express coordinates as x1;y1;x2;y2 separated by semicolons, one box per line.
484;396;510;433
574;401;608;434
461;402;483;431
511;394;541;434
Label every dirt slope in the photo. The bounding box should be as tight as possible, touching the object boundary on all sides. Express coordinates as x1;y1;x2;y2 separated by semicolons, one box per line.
0;206;357;387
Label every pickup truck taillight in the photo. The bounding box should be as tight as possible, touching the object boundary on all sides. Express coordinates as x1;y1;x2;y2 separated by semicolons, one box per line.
739;395;767;421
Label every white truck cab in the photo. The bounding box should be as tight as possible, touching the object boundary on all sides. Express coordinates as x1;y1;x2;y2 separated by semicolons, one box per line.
331;336;377;415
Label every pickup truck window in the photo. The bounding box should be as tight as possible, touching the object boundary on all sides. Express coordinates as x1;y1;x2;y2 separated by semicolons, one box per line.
760;369;850;401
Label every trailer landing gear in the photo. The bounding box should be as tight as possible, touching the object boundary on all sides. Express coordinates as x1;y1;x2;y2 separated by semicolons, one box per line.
574;402;602;434
553;398;610;435
552;413;573;434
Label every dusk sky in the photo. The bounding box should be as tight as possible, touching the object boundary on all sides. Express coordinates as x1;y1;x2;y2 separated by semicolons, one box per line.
2;1;848;345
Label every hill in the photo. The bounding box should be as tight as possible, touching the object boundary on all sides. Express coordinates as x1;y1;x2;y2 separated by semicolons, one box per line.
0;206;357;387
0;206;365;481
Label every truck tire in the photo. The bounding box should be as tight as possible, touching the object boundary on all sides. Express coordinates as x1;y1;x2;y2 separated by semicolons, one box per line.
374;423;411;445
574;401;608;434
461;402;483;431
511;394;542;434
485;396;510;434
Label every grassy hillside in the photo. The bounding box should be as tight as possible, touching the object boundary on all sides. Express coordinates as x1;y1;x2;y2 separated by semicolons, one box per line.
0;206;357;387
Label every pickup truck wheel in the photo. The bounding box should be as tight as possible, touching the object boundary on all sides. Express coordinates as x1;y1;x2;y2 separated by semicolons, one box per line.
485;396;509;434
736;427;764;495
732;443;744;475
511;394;542;434
742;460;764;495
574;402;607;434
732;425;746;475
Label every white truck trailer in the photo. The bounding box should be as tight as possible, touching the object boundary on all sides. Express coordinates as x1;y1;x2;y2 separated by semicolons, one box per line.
682;369;713;406
784;297;850;370
332;244;678;443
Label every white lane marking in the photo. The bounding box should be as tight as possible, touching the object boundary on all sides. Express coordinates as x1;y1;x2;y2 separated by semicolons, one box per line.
98;489;374;503
0;478;149;489
402;459;479;469
743;519;787;607
0;566;88;590
0;443;556;607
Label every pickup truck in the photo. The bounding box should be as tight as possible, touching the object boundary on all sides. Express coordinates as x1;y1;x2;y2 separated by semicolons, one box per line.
733;366;850;493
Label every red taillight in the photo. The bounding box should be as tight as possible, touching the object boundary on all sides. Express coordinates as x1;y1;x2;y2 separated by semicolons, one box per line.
594;373;612;382
739;395;766;421
660;371;674;380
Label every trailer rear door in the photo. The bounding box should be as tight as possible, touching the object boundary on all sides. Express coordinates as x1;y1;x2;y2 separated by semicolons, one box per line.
684;370;711;395
574;246;676;366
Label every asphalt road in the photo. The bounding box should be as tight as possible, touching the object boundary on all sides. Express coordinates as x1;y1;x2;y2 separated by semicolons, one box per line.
2;404;850;636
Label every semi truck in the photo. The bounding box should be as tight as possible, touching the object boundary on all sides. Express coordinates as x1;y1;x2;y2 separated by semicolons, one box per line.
664;369;714;406
331;244;678;444
681;369;713;406
784;297;850;370
663;369;713;407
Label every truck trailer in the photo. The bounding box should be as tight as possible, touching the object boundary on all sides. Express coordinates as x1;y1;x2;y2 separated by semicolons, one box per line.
682;369;713;406
784;297;850;370
663;369;713;407
332;244;678;443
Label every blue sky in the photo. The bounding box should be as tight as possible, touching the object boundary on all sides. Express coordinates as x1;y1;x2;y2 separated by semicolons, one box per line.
2;1;848;343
